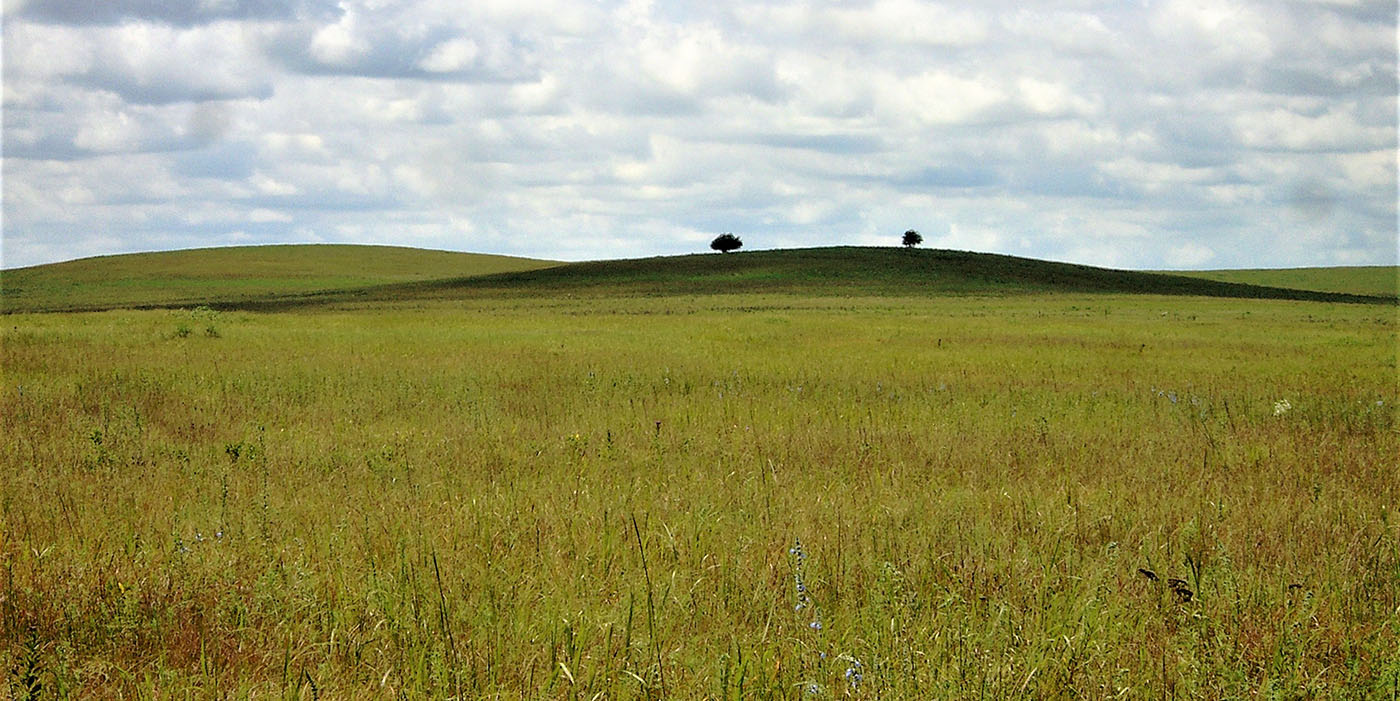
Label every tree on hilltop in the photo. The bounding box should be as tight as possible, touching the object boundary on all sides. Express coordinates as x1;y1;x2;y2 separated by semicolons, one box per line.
711;233;743;253
902;229;923;248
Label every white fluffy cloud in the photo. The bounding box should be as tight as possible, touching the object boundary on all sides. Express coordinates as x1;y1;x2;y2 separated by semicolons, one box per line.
2;0;1395;270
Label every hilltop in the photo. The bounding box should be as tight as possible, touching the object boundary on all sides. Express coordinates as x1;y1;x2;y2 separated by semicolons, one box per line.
3;245;1394;313
235;246;1396;311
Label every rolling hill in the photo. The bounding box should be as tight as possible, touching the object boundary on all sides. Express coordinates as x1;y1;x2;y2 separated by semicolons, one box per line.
3;245;1394;313
0;244;559;313
202;247;1392;311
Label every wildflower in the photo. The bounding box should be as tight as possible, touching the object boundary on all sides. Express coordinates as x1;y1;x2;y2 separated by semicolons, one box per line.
844;657;864;690
790;539;824;633
791;539;815;616
789;539;807;561
1274;399;1292;416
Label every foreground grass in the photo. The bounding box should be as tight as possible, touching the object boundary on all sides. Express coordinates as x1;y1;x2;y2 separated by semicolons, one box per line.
1;294;1396;698
0;245;557;313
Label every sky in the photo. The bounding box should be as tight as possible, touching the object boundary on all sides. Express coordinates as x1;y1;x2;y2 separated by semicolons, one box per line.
2;0;1396;270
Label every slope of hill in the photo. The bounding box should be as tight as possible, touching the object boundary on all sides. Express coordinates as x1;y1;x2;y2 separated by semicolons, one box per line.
236;247;1395;311
0;244;559;313
1167;266;1398;298
5;245;1394;313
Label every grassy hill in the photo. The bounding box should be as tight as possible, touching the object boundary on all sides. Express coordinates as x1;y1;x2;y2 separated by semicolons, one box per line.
3;245;1394;313
240;247;1395;310
0;244;559;313
1168;266;1398;298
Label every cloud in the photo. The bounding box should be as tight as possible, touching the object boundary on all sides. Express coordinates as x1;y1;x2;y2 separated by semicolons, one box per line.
2;0;1396;271
1234;106;1395;152
13;0;339;27
4;21;275;105
736;1;990;49
265;4;541;83
1166;242;1217;267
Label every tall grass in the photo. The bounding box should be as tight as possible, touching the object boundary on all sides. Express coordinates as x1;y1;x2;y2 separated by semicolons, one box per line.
1;293;1395;697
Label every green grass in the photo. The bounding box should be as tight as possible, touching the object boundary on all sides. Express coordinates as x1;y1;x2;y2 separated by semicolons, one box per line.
1;245;1395;696
1;292;1395;698
398;247;1389;303
228;247;1400;310
0;244;559;313
1168;266;1399;298
11;245;1388;315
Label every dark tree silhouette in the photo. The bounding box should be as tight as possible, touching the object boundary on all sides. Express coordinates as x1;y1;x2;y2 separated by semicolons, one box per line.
711;233;743;253
902;229;923;248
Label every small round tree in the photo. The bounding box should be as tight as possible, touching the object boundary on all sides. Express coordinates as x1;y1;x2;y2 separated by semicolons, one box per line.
711;233;743;253
902;229;923;248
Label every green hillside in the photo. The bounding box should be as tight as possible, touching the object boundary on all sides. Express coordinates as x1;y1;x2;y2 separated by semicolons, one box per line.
0;244;558;313
5;245;1393;314
1168;266;1398;298
246;247;1394;310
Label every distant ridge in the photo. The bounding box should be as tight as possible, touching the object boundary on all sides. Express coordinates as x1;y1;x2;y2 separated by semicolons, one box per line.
3;245;1394;313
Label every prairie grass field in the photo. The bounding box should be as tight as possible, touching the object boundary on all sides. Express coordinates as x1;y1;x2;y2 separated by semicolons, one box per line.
1;291;1397;698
